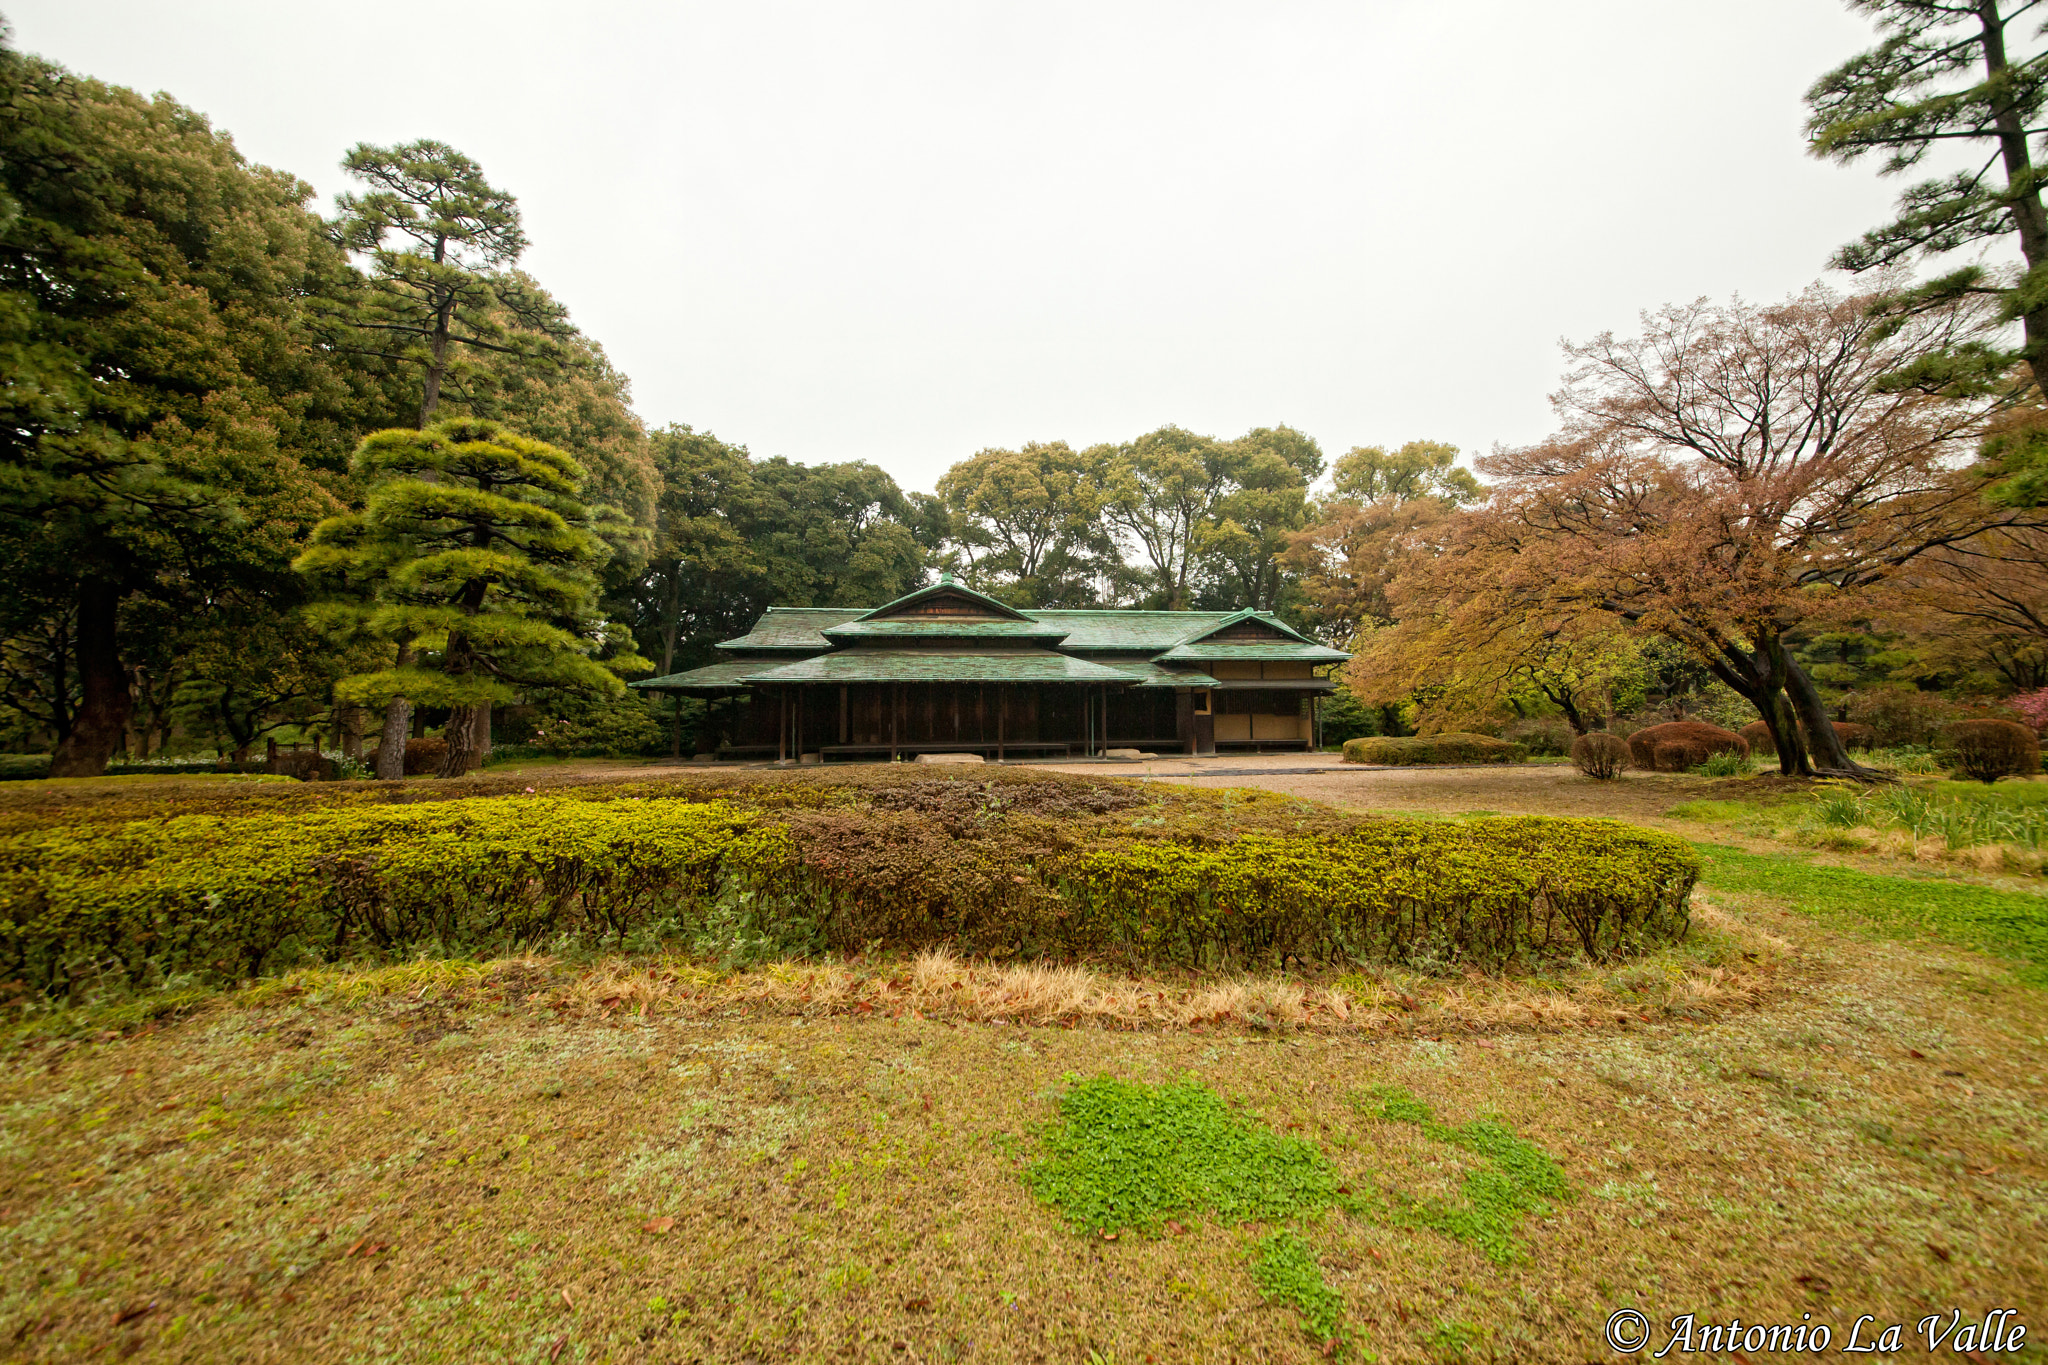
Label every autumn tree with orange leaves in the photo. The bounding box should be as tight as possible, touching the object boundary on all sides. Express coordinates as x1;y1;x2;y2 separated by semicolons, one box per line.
1378;284;2014;778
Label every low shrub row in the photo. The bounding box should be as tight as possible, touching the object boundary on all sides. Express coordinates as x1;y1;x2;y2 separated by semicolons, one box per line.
1625;720;1748;772
1341;733;1527;766
0;794;1698;997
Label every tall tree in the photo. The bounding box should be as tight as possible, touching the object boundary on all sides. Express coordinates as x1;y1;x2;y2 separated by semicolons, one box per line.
332;141;574;427
745;458;930;608
1864;522;2048;688
1094;426;1231;610
936;441;1122;607
0;39;363;775
626;425;762;674
1806;0;2048;397
1351;606;1644;737
1196;426;1325;614
331;141;588;766
1284;440;1482;643
1452;286;2004;777
296;419;646;777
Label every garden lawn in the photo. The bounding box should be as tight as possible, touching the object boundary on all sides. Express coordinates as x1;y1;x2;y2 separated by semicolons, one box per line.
2;767;2045;1363
2;907;2043;1362
1694;844;2048;987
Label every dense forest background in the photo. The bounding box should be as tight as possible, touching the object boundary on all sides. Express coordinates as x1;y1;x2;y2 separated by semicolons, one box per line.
6;3;2048;779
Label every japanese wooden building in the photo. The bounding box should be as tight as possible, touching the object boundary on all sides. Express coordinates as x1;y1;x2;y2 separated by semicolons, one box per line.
630;575;1349;762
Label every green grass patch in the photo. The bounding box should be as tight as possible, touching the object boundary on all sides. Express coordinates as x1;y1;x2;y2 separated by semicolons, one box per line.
1930;778;2048;809
1694;844;2048;986
1351;1085;1568;1265
1247;1229;1347;1347
1665;798;1753;822
1024;1075;1342;1235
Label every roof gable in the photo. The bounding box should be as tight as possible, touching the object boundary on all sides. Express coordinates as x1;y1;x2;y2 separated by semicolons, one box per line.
1164;609;1317;651
858;573;1031;623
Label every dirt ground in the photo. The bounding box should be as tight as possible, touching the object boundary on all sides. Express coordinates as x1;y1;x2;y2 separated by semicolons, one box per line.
1029;754;1731;825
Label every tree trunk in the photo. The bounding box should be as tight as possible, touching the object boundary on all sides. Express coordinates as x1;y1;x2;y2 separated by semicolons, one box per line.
49;580;132;778
375;699;412;779
1977;0;2048;395
419;300;453;426
438;702;488;777
1784;657;1881;779
373;641;415;780
336;704;366;761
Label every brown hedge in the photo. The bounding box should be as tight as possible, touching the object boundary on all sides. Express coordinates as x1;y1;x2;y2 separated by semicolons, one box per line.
1626;721;1747;772
1936;719;2041;784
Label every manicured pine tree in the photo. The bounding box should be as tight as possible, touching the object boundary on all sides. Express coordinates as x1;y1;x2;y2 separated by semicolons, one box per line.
330;139;581;773
296;419;646;777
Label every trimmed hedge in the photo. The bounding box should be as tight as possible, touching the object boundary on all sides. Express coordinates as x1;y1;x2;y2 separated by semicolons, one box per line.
1625;721;1747;773
1342;733;1527;766
0;795;1698;994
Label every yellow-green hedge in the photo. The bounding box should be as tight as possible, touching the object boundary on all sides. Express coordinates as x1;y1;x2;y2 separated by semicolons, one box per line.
1342;733;1527;766
0;797;1697;995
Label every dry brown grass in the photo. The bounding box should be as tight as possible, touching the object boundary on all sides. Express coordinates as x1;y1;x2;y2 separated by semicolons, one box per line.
228;902;1779;1044
0;891;2040;1365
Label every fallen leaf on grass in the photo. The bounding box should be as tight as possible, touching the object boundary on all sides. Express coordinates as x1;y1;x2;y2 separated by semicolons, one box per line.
904;1298;932;1312
1164;1220;1188;1236
644;1216;676;1234
110;1303;154;1327
1927;1243;1952;1262
549;1335;569;1363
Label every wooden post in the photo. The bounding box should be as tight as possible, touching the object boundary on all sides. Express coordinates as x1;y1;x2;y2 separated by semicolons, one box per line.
890;684;899;762
778;688;788;764
997;684;1005;762
671;692;682;759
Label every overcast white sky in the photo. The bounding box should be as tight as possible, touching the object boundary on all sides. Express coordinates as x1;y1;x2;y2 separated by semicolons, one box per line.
11;1;1921;491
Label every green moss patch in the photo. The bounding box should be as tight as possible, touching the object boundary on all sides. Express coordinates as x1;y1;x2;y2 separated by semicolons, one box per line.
1024;1075;1341;1235
1353;1085;1569;1265
1248;1229;1347;1346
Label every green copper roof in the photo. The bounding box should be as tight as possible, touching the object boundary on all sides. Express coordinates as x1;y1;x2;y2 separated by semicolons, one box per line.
629;660;760;692
855;573;1033;622
1022;609;1242;650
1097;659;1222;688
822;618;1071;641
716;607;864;652
1164;607;1320;649
708;603;1351;667
743;651;1137;685
1156;642;1351;663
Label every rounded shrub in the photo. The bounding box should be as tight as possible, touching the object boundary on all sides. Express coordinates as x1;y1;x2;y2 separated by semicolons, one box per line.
1626;721;1747;773
1341;733;1527;766
401;737;448;776
1739;720;1773;756
1937;719;2041;784
1570;732;1629;780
